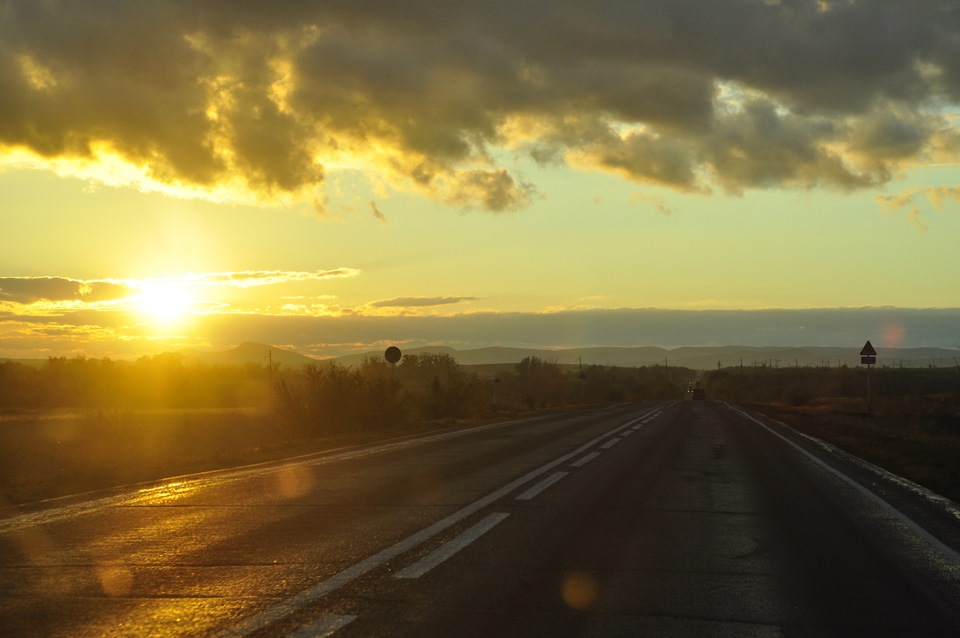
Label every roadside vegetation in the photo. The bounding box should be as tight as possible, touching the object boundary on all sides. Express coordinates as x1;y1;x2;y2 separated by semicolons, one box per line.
0;353;690;505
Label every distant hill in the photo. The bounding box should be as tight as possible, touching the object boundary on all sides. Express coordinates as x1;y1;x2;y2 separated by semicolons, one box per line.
182;342;318;367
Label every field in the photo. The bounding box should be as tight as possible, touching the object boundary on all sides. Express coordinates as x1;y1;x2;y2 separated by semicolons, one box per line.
0;409;288;505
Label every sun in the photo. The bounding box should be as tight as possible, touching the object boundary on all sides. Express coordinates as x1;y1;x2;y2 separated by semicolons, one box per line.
135;282;193;324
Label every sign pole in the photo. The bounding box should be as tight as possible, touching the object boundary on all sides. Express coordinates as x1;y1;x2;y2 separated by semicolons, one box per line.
860;340;877;415
384;346;402;382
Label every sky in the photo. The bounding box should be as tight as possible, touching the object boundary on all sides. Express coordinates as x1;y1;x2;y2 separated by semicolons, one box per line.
2;0;960;360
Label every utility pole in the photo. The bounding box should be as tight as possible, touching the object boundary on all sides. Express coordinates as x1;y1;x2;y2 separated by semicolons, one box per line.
265;347;273;395
578;356;586;401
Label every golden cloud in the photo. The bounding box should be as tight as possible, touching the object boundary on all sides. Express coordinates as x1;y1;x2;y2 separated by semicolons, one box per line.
2;1;960;210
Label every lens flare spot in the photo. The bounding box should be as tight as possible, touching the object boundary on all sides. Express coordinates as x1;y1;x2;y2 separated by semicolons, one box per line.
275;465;314;499
561;571;599;610
97;565;134;596
882;323;905;347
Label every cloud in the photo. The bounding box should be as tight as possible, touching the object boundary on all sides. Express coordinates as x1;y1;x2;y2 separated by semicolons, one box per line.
629;192;674;216
370;296;479;308
444;169;535;212
0;270;359;315
370;201;387;224
924;186;960;209
874;184;960;230
908;208;929;234
3;1;960;210
178;268;360;288
569;128;702;192
875;188;920;211
0;277;133;304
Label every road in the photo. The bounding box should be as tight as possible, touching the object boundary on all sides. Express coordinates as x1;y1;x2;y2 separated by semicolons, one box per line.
2;400;960;637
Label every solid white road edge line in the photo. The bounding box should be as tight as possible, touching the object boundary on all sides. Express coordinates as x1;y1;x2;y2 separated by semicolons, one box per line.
287;614;357;638
396;513;511;579
730;404;960;567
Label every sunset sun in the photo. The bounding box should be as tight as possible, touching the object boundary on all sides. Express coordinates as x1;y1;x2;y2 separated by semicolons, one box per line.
135;283;193;324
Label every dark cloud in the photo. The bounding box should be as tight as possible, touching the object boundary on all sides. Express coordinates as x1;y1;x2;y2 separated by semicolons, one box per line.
703;99;870;192
572;129;701;191
444;169;534;211
370;201;387;224
2;1;960;208
0;271;358;306
0;277;133;304
186;307;960;355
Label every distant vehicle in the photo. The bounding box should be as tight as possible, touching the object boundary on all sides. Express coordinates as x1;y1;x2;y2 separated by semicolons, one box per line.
688;381;706;400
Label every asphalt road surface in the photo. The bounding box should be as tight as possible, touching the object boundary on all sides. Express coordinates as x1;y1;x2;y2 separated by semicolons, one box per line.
3;400;960;637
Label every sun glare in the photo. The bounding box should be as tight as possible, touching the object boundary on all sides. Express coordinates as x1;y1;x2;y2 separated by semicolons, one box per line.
135;283;193;324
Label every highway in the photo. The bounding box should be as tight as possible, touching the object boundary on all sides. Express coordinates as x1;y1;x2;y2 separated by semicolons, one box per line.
2;400;960;636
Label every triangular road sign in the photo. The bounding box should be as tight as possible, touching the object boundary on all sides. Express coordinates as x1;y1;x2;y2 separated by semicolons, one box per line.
860;340;877;357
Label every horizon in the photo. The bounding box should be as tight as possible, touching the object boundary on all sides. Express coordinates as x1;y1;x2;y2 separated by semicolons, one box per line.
4;3;960;360
0;308;960;366
9;340;960;377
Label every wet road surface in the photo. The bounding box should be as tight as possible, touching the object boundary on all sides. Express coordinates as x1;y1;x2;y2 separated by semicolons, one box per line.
2;401;960;637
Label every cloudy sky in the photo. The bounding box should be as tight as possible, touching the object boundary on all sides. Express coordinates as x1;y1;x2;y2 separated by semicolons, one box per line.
2;0;959;359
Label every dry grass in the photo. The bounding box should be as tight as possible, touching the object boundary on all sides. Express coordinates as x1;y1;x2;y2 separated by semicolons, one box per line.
0;408;333;506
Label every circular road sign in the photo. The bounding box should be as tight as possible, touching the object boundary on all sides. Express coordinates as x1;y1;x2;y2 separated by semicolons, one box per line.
384;346;402;364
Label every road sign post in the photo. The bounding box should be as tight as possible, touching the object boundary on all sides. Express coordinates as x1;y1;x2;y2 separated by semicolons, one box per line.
384;346;402;380
860;341;877;414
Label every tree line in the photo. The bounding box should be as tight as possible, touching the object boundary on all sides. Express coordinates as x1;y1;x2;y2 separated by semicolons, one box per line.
275;352;690;436
1;352;691;435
